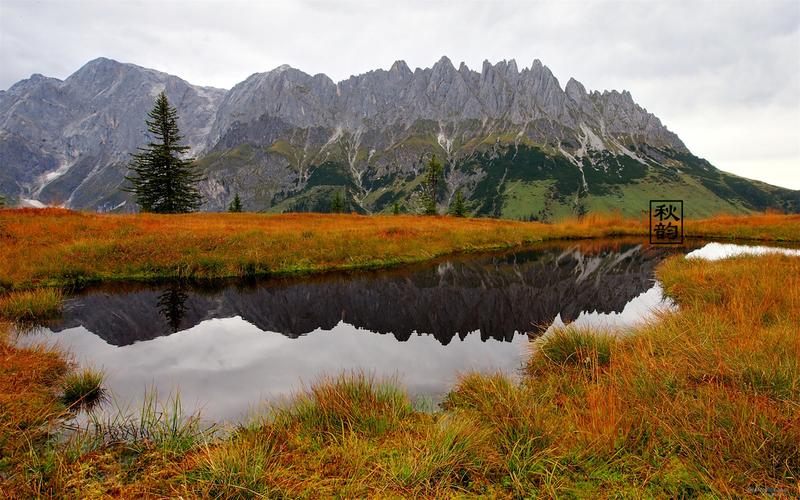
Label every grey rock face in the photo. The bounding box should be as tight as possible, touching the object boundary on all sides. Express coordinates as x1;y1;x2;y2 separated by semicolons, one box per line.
1;56;691;211
0;58;224;208
209;56;685;151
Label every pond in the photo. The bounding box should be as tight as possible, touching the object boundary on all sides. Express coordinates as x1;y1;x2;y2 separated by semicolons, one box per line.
21;238;754;423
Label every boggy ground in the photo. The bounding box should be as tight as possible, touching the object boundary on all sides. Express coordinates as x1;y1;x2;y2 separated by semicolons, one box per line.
0;211;799;497
1;209;798;290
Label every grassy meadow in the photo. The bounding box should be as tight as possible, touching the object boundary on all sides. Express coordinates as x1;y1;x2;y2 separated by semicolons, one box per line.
0;209;799;496
1;208;798;291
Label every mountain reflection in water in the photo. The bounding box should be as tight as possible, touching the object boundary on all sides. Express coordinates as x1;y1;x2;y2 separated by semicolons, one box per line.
25;239;687;422
50;240;680;345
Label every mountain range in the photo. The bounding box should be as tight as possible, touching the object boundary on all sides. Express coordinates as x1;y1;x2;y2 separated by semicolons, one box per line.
1;56;797;218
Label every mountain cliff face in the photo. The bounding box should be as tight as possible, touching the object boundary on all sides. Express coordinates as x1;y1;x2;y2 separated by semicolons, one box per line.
1;57;797;216
0;58;224;210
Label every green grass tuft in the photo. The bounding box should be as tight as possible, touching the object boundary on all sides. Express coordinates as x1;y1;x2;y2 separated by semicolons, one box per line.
0;289;63;322
529;326;614;371
393;415;494;491
283;372;412;440
185;426;288;497
61;368;105;410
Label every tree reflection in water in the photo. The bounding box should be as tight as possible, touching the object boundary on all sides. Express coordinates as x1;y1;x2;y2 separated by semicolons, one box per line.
156;287;189;333
48;240;689;346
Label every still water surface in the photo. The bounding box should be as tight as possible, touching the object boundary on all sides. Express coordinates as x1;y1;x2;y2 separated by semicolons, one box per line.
22;239;707;421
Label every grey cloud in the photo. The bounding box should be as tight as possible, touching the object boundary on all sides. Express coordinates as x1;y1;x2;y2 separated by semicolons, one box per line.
1;0;798;188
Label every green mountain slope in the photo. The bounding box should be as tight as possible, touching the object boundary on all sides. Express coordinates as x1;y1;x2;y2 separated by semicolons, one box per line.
193;133;798;219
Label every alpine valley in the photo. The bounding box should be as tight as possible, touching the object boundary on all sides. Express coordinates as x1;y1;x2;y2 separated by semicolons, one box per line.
1;56;797;218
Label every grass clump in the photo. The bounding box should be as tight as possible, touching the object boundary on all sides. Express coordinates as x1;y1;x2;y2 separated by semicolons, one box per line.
60;368;105;410
443;373;555;495
88;391;208;456
0;328;68;459
529;326;614;371
0;288;62;322
444;372;551;456
182;427;289;498
393;415;495;492
284;372;412;440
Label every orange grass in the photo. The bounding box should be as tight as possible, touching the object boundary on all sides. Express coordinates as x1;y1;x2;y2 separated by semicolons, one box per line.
2;252;798;497
0;208;639;288
2;209;800;495
1;208;799;290
0;323;68;479
0;288;63;322
685;211;800;242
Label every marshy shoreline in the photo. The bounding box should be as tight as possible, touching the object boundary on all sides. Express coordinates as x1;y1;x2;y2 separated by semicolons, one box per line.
1;210;799;497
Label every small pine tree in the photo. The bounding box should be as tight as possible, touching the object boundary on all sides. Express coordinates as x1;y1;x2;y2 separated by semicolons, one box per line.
228;193;242;212
450;190;467;217
0;194;5;209
331;190;345;213
392;201;401;215
124;92;204;213
574;182;589;218
422;155;443;215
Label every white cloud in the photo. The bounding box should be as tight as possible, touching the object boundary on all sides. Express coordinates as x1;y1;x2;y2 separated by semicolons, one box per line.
1;0;798;188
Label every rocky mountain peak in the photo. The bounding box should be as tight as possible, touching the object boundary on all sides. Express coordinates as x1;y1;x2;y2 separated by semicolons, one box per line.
0;58;225;208
434;55;454;66
506;59;519;74
431;55;456;76
25;73;50;83
0;55;728;213
4;73;60;96
389;60;411;77
565;77;587;102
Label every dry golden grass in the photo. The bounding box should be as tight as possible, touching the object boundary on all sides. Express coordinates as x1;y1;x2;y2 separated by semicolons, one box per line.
686;211;800;242
0;288;62;323
2;209;800;496
2;251;797;497
0;208;638;289
1;208;798;291
0;323;68;481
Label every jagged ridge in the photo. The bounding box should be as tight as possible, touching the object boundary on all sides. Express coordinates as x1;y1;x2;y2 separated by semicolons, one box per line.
0;56;797;216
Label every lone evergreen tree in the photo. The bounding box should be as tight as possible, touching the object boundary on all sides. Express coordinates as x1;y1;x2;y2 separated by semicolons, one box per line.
331;190;345;213
124;92;204;213
450;190;467;217
422;155;443;215
391;201;401;215
228;193;242;212
0;194;6;209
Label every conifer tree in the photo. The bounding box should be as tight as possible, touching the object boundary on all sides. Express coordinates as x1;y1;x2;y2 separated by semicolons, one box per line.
124;92;204;213
331;190;345;213
0;194;6;209
228;193;242;212
422;155;443;215
450;190;467;217
392;201;401;215
574;182;589;218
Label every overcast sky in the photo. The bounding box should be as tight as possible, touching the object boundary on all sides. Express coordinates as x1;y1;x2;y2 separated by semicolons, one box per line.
1;0;799;189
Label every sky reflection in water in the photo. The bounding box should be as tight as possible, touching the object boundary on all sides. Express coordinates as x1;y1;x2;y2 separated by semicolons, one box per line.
22;239;708;422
